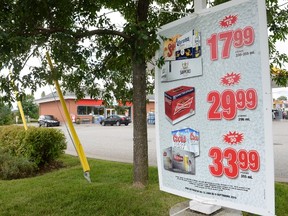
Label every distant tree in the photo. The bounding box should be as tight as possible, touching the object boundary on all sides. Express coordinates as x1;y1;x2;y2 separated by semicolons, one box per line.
277;95;287;101
21;95;39;119
41;91;46;98
0;101;13;125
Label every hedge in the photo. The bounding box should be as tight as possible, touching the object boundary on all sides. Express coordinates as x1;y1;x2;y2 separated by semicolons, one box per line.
0;126;67;179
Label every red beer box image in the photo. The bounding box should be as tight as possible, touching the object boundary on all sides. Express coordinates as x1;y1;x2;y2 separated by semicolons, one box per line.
164;86;195;124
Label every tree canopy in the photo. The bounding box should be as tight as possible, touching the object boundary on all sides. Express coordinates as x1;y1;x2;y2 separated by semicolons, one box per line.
277;95;287;101
20;94;39;119
0;0;287;102
0;0;180;103
0;101;13;125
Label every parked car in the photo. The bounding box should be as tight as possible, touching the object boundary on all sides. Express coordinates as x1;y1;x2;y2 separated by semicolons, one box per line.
100;115;131;126
38;115;60;127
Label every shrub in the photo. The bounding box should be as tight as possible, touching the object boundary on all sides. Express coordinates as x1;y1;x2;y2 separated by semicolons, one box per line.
0;104;13;125
0;126;67;172
23;127;67;167
0;149;37;180
0;126;27;156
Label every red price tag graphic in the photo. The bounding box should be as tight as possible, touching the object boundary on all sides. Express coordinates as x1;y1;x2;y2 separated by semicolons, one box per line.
207;88;257;120
209;147;260;179
207;26;254;61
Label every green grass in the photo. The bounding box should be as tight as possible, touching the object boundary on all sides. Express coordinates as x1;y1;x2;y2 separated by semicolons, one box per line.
0;155;287;216
274;182;288;216
0;155;186;216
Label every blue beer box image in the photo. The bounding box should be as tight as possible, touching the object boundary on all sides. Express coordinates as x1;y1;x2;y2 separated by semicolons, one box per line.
175;30;201;60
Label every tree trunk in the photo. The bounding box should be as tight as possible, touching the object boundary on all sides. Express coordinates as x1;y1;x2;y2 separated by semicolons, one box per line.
132;59;148;188
131;0;150;188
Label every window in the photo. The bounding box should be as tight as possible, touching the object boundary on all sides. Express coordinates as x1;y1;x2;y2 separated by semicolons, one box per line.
77;106;86;115
77;106;105;115
87;106;93;115
95;107;104;115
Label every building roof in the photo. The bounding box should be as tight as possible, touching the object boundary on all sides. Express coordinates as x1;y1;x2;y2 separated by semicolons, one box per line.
35;92;155;104
35;91;87;104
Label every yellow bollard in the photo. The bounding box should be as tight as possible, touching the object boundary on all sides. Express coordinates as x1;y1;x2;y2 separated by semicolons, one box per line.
45;52;91;181
9;72;28;130
17;101;28;130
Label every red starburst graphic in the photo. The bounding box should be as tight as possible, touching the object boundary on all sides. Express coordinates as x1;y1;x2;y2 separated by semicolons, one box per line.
221;72;241;86
223;131;244;145
219;15;238;28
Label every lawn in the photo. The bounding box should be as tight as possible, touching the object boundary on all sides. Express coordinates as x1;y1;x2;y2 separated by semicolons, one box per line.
0;155;287;216
0;155;186;216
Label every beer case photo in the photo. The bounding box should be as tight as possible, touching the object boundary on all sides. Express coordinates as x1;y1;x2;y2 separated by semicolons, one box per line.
163;147;196;175
164;86;195;125
171;127;200;157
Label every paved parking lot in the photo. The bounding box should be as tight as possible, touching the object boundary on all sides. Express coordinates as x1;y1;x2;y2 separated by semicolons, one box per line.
62;124;157;166
60;120;288;182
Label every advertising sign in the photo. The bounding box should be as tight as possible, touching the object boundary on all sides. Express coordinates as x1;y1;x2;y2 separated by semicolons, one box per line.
155;0;275;215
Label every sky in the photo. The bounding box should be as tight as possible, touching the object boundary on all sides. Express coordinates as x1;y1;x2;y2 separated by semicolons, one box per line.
272;87;288;100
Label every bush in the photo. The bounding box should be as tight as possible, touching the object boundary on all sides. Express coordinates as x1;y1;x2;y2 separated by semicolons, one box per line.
0;104;13;125
0;126;67;179
0;149;37;180
0;126;27;156
23;127;67;166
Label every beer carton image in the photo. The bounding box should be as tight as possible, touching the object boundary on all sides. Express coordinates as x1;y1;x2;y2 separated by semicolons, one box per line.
162;147;195;175
162;34;181;61
172;127;200;157
164;86;195;125
160;30;202;83
163;147;173;171
175;30;201;60
160;57;203;82
172;148;195;174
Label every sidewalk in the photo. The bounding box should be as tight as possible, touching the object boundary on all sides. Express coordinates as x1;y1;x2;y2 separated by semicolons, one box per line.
273;119;288;182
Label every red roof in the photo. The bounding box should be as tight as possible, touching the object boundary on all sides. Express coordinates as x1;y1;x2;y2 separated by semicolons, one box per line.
76;99;104;106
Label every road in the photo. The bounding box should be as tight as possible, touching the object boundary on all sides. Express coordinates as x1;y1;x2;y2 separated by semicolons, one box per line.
60;120;288;182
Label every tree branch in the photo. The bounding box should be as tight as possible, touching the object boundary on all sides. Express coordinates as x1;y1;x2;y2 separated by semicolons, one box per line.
23;27;131;41
74;29;130;40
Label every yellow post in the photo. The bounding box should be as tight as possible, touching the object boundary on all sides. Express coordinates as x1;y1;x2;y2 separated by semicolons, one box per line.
9;72;28;130
45;52;91;181
17;101;28;130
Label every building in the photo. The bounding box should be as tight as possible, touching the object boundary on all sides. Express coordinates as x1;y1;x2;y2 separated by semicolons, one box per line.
35;92;155;123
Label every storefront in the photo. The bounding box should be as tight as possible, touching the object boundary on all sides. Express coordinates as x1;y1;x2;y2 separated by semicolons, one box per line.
35;92;152;123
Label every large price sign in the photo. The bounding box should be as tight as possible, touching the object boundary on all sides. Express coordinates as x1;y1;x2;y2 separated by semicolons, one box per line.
207;27;255;60
207;88;258;120
209;147;260;179
156;0;274;215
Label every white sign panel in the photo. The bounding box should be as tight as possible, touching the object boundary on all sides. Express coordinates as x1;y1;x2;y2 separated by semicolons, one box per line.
155;0;275;215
